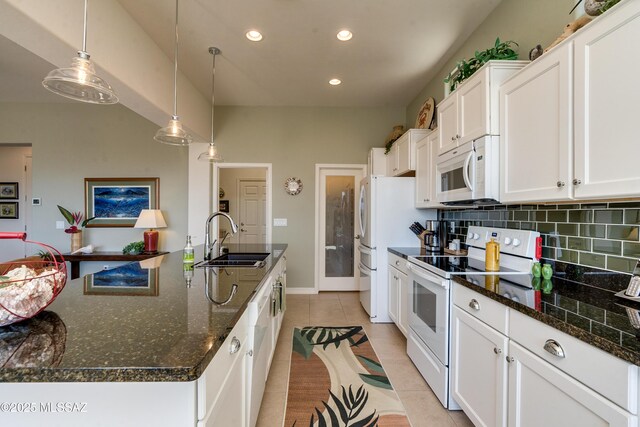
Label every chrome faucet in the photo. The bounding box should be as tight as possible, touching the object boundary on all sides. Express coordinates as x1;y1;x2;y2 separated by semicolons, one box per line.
204;212;239;260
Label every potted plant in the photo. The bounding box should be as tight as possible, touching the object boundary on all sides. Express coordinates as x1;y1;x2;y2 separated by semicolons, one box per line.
444;38;519;93
122;241;145;255
57;206;94;252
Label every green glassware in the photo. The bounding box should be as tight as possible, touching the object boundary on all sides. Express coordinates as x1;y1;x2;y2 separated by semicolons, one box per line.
531;262;541;278
542;278;554;294
542;263;553;280
532;276;541;291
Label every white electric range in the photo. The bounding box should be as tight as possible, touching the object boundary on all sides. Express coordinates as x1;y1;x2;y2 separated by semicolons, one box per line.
405;226;541;409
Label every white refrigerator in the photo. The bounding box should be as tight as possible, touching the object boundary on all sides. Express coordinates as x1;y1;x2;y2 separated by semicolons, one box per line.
357;176;436;322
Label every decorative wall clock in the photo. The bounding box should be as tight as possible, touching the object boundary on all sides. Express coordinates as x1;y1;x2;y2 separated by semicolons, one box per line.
284;177;303;195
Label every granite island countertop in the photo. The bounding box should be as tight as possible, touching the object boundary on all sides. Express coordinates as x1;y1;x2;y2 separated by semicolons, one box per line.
389;246;640;366
0;243;287;383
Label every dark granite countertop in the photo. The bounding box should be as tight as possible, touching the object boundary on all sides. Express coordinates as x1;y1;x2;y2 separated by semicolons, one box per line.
0;243;287;383
389;247;640;366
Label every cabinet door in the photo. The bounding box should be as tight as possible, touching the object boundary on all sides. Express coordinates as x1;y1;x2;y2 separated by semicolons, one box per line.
398;270;409;337
386;145;399;176
415;139;431;207
507;341;636;427
438;95;459;155
396;135;412;175
573;1;640;199
451;307;508;427
458;69;489;144
500;43;573;203
387;266;399;323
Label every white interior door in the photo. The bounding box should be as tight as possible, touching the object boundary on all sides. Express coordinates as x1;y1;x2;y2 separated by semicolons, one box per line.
317;166;365;291
239;179;266;244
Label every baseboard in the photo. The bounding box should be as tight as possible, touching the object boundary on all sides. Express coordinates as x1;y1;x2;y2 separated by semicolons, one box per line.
286;287;318;294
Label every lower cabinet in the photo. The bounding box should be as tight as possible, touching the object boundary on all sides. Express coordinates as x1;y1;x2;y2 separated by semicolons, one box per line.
508;340;635;427
451;307;508;427
452;283;639;427
388;252;409;336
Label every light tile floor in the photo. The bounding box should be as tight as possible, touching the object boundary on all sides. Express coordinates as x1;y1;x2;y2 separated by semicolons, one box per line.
256;292;474;427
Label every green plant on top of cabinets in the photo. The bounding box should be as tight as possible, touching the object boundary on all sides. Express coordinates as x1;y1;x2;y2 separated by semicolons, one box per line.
444;38;519;93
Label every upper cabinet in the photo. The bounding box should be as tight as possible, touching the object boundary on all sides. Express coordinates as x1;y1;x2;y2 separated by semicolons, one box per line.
415;129;441;208
501;0;640;203
386;129;431;177
438;61;528;156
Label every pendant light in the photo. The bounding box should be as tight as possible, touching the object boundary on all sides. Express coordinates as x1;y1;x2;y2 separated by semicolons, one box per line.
154;0;193;146
198;47;224;162
42;0;118;104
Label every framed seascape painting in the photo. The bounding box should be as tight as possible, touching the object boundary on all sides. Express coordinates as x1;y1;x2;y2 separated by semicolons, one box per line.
0;182;18;200
85;178;159;227
83;263;159;296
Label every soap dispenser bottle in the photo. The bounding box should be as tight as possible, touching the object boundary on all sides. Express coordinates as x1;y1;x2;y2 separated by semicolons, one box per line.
485;238;500;271
183;235;194;263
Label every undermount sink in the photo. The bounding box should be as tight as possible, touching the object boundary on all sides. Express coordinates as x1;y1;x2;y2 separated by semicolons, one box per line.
196;253;269;268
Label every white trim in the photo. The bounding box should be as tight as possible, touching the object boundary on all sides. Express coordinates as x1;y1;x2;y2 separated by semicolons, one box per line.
286;287;318;295
213;163;273;244
314;164;366;293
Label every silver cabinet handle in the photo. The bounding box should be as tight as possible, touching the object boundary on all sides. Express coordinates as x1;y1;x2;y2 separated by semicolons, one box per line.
451;136;456;141
543;339;566;358
395;260;400;266
573;179;582;185
469;299;480;310
456;134;460;139
423;199;429;202
556;181;565;188
246;349;253;357
506;356;514;363
229;337;241;354
355;235;360;240
493;347;502;355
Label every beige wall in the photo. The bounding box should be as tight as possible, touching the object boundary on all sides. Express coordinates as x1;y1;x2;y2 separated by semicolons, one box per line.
0;103;188;272
0;145;32;262
406;0;576;125
211;106;406;288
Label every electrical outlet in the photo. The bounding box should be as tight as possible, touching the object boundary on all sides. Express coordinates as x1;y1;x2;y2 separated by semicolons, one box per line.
103;265;109;270
56;221;65;229
274;218;287;227
32;198;41;206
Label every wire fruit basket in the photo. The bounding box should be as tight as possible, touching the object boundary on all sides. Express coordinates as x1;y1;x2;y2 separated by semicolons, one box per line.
0;232;67;326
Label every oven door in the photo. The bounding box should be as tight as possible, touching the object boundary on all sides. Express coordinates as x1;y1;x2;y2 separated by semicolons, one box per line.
436;141;474;203
407;263;450;365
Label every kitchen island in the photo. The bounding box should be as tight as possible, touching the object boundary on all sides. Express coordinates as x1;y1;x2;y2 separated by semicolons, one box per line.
0;243;287;426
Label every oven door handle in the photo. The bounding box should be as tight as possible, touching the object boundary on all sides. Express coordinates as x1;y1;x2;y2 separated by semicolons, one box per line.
408;263;449;290
462;149;474;191
358;263;371;275
358;244;373;255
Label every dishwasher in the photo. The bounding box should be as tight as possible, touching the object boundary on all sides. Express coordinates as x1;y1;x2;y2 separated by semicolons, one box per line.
248;276;274;427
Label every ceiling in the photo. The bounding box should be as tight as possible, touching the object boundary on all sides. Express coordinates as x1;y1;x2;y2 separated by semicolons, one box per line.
1;0;503;108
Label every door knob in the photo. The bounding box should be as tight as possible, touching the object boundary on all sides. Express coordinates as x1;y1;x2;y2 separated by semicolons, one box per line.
556;181;565;188
572;179;581;185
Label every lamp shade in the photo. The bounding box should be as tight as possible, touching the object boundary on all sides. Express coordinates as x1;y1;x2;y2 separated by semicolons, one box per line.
134;210;167;229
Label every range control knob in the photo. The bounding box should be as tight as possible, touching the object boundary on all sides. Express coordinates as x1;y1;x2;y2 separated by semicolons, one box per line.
504;237;512;245
467;232;474;240
473;233;480;240
512;238;521;247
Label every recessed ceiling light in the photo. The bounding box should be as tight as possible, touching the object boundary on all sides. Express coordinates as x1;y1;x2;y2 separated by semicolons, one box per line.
336;30;353;41
246;30;263;42
329;79;342;86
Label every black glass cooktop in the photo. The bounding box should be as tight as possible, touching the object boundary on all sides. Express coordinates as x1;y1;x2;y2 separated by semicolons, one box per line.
410;255;528;276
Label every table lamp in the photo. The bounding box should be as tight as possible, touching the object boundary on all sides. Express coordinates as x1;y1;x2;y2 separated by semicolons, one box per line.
134;209;167;253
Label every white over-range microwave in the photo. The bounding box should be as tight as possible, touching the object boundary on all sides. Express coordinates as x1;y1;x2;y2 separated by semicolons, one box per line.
435;136;500;206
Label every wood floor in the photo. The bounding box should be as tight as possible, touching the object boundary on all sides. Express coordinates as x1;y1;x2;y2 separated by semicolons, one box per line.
256;291;474;427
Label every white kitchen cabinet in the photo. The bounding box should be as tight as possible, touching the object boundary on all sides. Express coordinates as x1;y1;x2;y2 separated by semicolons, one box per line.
500;0;640;203
368;147;386;176
198;310;250;427
438;60;528;156
573;0;640;199
451;307;508;427
500;42;573;203
507;341;636;427
386;129;430;176
415;129;442;208
387;252;409;336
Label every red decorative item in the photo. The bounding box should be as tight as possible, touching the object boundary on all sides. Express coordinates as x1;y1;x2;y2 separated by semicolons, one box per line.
0;232;67;326
535;236;543;260
143;229;159;253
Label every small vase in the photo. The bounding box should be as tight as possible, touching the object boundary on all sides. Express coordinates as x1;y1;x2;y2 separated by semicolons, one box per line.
71;231;83;253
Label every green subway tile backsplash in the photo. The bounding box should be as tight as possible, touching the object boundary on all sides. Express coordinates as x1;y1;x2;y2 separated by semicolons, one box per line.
440;202;640;275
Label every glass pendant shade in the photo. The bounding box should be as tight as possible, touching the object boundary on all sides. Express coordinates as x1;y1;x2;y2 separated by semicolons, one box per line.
198;142;224;162
43;52;118;104
154;115;193;146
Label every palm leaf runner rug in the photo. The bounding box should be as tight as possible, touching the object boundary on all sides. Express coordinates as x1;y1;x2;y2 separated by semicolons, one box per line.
284;326;411;426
